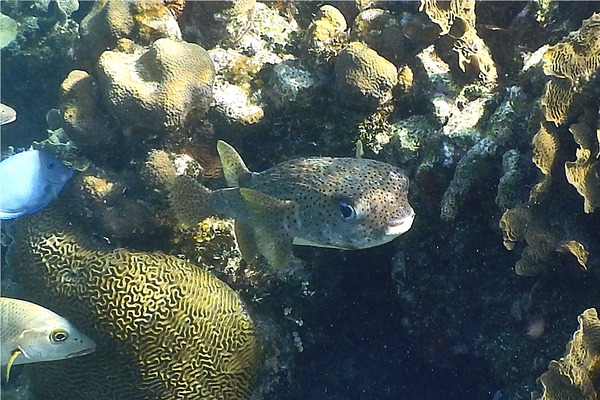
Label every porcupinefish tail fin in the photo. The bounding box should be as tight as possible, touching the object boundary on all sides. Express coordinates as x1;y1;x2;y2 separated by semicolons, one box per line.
170;175;213;227
216;140;253;187
238;188;294;269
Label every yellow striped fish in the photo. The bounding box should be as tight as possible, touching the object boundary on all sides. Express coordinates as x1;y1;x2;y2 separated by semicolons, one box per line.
0;297;96;380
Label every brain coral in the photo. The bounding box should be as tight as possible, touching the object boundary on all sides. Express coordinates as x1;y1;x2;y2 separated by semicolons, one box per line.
6;204;260;400
97;37;215;131
532;308;600;400
334;42;398;109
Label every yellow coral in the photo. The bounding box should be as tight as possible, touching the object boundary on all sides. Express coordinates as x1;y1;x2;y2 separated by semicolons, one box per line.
304;4;347;62
541;79;576;126
80;0;181;61
60;70;114;148
557;240;589;270
7;204;260;399
565;149;600;214
419;0;496;85
541;13;600;125
532;122;560;176
533;308;600;400
97;37;215;131
142;150;178;190
334;42;398;108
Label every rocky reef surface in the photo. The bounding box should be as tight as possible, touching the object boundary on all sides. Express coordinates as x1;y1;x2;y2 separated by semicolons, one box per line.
1;1;599;399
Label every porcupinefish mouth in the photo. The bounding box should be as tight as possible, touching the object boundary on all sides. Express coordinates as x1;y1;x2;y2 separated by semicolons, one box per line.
385;212;415;236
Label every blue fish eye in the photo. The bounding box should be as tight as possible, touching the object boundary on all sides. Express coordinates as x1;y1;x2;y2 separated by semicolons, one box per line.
339;201;356;220
47;162;56;170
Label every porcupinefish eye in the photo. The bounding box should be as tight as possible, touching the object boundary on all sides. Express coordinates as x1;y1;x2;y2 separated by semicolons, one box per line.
339;201;357;220
47;162;56;170
50;329;69;343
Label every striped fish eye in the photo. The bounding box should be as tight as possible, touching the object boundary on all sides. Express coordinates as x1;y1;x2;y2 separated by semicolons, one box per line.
339;201;357;220
50;329;69;343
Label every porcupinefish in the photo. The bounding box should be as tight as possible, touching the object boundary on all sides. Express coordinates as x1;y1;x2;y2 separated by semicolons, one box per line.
0;297;96;381
171;141;415;269
0;149;74;219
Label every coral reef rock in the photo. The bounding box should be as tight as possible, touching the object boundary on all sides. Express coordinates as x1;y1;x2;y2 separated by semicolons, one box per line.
303;4;348;64
420;0;497;86
97;37;215;132
80;0;182;62
532;308;600;400
6;203;261;400
334;42;398;109
60;70;115;148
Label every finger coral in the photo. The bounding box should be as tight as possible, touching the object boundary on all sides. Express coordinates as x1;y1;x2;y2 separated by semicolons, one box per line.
97;37;215;132
6;204;261;400
532;308;600;400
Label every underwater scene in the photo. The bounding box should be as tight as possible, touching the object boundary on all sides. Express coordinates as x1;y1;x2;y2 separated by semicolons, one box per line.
1;0;599;399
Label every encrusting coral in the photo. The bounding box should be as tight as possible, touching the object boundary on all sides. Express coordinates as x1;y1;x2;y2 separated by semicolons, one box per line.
6;203;261;400
97;37;215;132
532;308;600;400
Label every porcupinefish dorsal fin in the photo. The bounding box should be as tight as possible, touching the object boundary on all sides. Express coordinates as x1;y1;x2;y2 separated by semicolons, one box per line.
217;140;253;187
239;188;294;269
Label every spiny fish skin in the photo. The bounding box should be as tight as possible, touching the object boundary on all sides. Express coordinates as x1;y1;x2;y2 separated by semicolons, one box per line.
172;141;415;268
0;297;95;377
0;149;74;219
245;156;415;250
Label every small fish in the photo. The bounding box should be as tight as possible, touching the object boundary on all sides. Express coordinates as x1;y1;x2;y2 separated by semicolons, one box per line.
0;149;74;219
0;297;96;381
0;103;17;125
171;141;415;268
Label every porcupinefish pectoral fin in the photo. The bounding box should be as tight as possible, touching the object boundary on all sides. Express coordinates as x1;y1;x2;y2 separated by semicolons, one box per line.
234;221;260;263
170;175;213;227
217;141;253;187
239;188;294;269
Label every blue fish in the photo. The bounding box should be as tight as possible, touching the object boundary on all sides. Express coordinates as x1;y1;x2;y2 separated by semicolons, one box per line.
0;149;74;219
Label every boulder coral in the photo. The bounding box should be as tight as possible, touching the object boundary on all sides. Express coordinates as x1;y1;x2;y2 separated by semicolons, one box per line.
60;69;115;149
79;0;182;63
6;203;261;400
303;5;347;64
532;308;600;400
97;37;215;132
334;42;398;109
